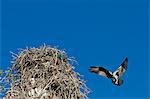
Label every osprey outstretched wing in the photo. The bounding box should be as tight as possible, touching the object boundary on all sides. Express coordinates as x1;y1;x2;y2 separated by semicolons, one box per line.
89;66;113;78
89;57;128;86
113;57;128;78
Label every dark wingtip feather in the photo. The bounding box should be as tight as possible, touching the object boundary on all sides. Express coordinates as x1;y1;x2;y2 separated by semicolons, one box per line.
89;66;97;70
121;57;128;70
125;57;128;62
89;66;100;74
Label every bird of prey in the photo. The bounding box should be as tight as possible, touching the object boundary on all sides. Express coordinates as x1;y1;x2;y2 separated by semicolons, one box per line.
89;57;128;86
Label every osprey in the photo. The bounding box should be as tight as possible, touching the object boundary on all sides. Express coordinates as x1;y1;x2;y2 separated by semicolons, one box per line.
89;57;128;86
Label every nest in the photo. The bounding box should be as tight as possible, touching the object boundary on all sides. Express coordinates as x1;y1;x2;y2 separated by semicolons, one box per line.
4;45;90;99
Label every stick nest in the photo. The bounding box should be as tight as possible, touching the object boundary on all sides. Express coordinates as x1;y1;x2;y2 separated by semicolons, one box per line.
4;45;90;99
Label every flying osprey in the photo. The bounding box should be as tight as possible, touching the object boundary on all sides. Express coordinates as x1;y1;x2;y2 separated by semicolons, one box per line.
89;57;128;86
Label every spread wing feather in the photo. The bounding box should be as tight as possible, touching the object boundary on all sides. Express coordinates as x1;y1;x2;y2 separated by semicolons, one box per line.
89;66;113;78
113;57;128;78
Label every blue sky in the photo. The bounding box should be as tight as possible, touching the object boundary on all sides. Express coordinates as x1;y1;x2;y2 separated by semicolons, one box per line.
0;0;149;98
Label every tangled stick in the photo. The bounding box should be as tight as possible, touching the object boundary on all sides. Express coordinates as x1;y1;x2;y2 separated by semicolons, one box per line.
4;45;90;99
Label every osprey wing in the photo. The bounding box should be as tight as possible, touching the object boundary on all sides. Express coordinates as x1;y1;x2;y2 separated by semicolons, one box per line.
89;66;113;78
113;57;128;78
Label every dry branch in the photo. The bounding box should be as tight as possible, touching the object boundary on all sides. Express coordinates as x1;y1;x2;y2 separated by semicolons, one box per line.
4;45;90;99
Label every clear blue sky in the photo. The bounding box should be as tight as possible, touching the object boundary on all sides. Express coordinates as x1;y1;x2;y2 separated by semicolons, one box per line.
0;0;149;99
